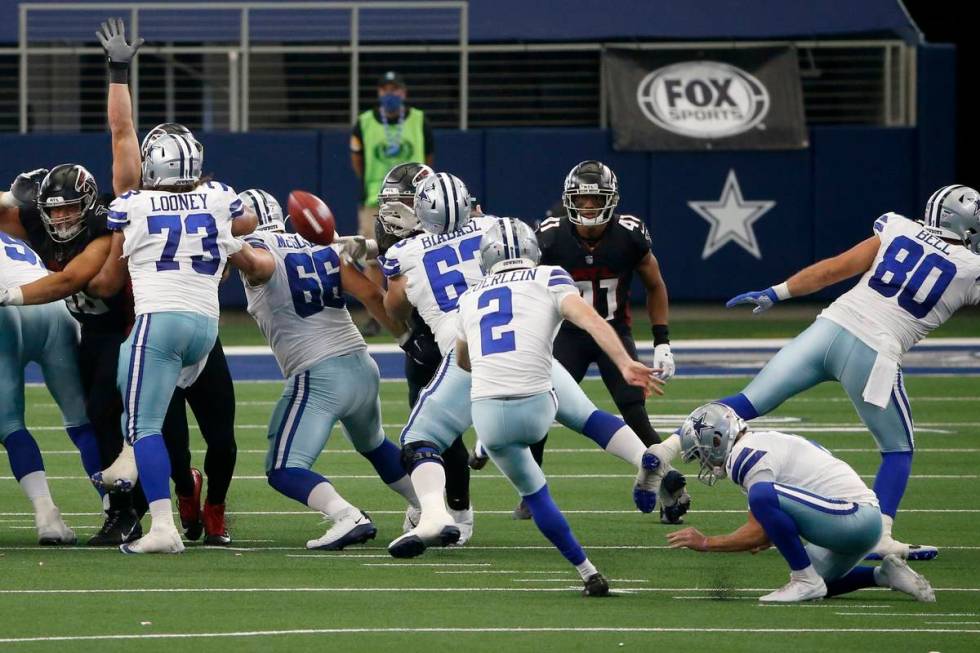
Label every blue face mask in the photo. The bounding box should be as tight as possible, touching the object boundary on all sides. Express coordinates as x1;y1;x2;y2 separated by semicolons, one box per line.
380;93;404;113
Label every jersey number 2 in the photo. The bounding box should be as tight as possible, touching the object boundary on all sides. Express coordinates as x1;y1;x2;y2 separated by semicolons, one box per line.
868;235;957;318
478;287;516;355
148;213;220;275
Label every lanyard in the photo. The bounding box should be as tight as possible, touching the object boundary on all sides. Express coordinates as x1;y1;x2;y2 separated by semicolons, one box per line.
380;107;406;156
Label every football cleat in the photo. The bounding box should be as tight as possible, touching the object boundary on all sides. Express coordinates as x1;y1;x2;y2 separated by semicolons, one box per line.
867;535;938;561
90;442;137;492
388;513;460;559
448;506;474;546
87;508;142;546
402;505;421;532
202;501;232;546
582;573;611;597
468;441;489;470
177;468;204;541
877;554;936;602
659;470;691;524
120;524;184;554
512;499;532;520
36;508;76;546
307;509;377;551
758;573;827;603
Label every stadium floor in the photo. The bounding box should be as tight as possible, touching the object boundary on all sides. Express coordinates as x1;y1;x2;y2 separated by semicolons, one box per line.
2;376;978;652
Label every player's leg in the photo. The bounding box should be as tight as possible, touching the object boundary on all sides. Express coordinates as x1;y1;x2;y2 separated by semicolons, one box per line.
183;339;238;546
0;308;75;545
718;319;839;419
538;328;597;466
596;326;661;446
265;366;375;551
473;392;609;596
160;389;203;541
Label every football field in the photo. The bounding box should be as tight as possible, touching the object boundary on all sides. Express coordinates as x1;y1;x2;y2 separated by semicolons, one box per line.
2;371;979;652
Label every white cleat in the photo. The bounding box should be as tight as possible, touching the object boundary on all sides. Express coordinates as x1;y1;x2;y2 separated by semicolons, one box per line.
388;512;460;559
119;525;185;554
36;508;76;546
868;534;938;561
759;573;827;603
878;554;936;602
91;442;138;492
448;506;474;546
402;505;421;533
306;509;377;551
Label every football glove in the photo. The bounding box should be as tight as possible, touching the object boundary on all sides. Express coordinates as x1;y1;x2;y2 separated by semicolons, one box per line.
652;343;675;380
96;18;145;83
5;168;48;208
725;287;780;314
659;469;691;524
398;325;443;368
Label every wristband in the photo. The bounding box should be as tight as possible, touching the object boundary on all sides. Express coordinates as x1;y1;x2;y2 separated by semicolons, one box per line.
7;287;24;306
651;324;670;346
108;62;129;85
772;282;792;301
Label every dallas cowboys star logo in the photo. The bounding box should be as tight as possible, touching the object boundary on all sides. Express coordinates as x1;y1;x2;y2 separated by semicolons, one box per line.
687;170;776;260
691;413;708;435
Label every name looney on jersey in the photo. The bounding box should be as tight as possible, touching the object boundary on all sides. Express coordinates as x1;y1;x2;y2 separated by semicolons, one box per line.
148;192;211;213
418;220;481;250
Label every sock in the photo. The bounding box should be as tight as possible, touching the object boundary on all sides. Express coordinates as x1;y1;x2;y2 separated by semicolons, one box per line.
387;476;420;508
65;425;104;496
583;411;645;465
747;482;810;570
826;566;877;596
522;484;587;566
575;558;598;581
443;437;471;511
148;498;175;530
267;467;328;504
620;403;661;445
792;564;821;582
19;470;52;503
873;452;912;517
133;434;172;503
360;439;406;484
411;461;450;518
718;393;760;420
880;514;894;539
2;429;45;481
307;481;355;520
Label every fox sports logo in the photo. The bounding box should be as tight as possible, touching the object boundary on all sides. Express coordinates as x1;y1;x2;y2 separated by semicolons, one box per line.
636;61;770;139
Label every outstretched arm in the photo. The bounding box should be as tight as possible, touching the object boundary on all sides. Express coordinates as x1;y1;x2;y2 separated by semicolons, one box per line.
228;240;276;286
4;235;112;305
341;259;406;338
87;232;128;298
97;18;144;195
667;511;770;553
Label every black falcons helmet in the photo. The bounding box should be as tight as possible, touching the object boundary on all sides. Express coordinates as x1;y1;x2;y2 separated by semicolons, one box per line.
561;160;620;226
37;164;98;243
377;162;433;237
140;122;203;160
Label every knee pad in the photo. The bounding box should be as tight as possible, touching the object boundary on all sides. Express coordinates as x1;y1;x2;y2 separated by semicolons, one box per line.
401;440;444;472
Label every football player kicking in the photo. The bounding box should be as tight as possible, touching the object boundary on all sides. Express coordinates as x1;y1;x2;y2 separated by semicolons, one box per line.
382;173;675;559
88;132;255;553
230;189;419;550
715;186;980;561
456;218;662;596
667;403;935;603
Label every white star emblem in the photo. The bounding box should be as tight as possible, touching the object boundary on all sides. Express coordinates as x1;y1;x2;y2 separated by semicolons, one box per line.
688;169;776;260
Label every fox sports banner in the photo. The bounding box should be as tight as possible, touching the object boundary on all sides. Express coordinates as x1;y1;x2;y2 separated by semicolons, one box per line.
604;47;808;151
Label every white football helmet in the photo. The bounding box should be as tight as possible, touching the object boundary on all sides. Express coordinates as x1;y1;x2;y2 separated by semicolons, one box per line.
679;402;747;486
141;134;202;189
238;189;284;233
414;172;472;235
479;217;540;275
923;184;980;253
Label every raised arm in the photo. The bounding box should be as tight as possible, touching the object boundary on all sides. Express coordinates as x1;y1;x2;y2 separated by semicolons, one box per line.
97;18;144;196
228;240;276;286
341;259;406;338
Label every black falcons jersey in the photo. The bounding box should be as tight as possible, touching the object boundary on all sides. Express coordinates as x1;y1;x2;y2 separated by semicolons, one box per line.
537;213;652;327
21;195;133;334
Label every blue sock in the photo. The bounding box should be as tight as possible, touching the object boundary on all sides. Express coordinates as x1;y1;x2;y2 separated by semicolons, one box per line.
522;484;586;566
267;467;328;504
66;424;105;497
747;482;811;570
581;411;624;449
826;566;877;597
873;452;912;518
360;439;406;484
718;393;760;420
133;434;172;503
1;429;45;481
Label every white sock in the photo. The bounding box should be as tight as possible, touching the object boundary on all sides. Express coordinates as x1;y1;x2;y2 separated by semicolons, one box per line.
387;476;420;508
19;470;51;502
881;514;895;538
658;434;683;462
148;498;176;530
791;565;821;582
411;463;450;518
307;481;355;520
873;566;886;587
575;558;598;581
605;426;645;466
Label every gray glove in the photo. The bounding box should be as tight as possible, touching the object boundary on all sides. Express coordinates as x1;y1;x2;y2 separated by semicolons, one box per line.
96;18;144;84
6;168;48;208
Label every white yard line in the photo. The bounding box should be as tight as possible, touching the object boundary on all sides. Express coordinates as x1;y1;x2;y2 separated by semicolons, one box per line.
0;586;977;595
6;473;976;481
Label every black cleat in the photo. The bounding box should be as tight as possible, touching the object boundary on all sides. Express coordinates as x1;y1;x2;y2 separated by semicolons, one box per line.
582;573;610;597
87;508;142;547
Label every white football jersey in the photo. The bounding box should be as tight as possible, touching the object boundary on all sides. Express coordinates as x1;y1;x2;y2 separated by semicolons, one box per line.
0;232;48;287
107;182;245;318
380;216;497;355
457;265;578;401
820;213;980;359
241;231;364;378
727;430;878;506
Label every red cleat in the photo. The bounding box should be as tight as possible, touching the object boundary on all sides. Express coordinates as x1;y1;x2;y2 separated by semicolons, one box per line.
177;468;203;541
203;501;232;546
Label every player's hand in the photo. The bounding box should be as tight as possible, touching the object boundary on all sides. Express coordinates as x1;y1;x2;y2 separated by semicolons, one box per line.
620;360;665;397
652;343;675;380
96;17;144;67
667;527;709;552
334;235;368;263
750;542;772;554
8;168;48;207
725;287;779;314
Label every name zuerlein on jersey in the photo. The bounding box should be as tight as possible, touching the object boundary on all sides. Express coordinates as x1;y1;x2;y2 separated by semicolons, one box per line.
471;268;538;292
420;220;480;249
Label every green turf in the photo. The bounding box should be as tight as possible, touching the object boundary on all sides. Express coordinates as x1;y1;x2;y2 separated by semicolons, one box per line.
1;376;978;651
218;303;980;345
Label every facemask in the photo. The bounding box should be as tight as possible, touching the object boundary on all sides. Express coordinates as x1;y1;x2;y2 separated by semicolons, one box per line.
380;93;404;113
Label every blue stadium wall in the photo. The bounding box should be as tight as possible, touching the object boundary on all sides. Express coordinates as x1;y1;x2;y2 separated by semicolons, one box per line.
0;45;953;304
